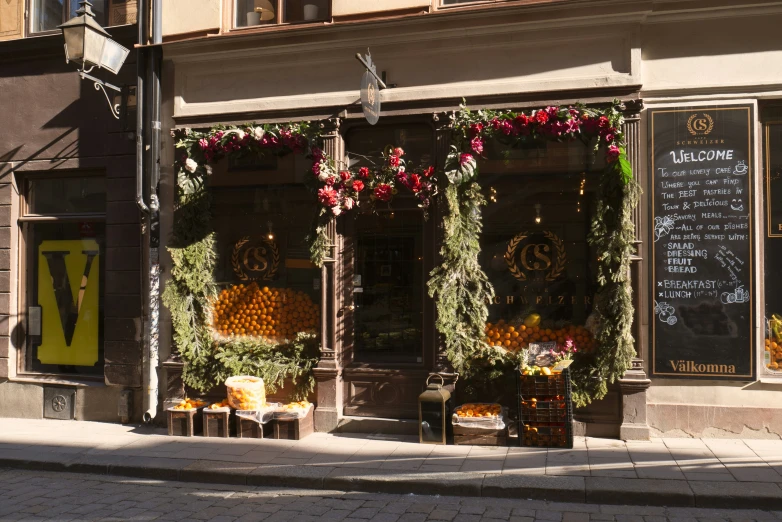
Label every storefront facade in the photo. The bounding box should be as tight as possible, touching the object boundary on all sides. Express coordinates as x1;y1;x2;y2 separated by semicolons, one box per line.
0;4;143;422
158;0;782;438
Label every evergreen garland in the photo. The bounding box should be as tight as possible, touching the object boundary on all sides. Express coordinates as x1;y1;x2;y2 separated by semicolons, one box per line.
437;102;640;407
164;104;639;409
427;182;498;376
163;124;322;397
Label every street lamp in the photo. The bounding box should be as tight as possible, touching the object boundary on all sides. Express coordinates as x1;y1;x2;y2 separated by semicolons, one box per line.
59;0;130;119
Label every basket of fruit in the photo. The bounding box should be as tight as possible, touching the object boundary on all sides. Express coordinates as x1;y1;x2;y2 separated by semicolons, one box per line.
452;403;505;429
274;400;313;420
519;365;568;397
167;398;207;437
226;376;266;410
520;398;569;423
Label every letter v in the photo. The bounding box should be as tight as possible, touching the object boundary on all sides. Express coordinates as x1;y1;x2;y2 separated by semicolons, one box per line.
42;250;99;347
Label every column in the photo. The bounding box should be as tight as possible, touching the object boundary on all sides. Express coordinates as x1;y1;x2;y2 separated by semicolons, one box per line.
313;118;343;432
619;99;652;440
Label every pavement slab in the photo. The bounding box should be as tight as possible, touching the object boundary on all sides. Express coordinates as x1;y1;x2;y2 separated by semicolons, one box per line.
1;418;782;509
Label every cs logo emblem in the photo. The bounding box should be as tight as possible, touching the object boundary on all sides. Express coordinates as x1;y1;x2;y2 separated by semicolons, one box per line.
687;113;714;136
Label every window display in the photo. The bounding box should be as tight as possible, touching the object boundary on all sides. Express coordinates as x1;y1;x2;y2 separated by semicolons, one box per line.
764;121;782;376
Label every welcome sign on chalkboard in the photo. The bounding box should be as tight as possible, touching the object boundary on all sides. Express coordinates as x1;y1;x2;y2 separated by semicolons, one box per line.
649;105;755;380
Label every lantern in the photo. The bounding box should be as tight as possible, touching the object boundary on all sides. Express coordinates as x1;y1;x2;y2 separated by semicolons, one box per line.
418;374;451;445
59;1;129;74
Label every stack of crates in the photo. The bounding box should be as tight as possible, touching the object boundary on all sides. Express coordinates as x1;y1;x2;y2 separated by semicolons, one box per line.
516;368;573;448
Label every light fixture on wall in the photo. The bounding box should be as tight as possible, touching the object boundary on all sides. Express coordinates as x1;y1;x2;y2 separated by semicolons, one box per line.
266;221;275;241
534;204;542;225
59;0;130;119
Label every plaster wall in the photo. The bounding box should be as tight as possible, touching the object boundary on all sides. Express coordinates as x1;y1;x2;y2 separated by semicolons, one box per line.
162;0;221;37
332;0;430;17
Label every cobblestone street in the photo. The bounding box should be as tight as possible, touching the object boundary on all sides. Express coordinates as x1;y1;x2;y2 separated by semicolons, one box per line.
0;469;780;522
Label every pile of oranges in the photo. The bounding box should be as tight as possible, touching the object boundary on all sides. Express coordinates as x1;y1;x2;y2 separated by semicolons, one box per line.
208;399;231;410
171;398;206;411
765;337;782;371
484;319;597;354
212;282;319;341
454;403;502;418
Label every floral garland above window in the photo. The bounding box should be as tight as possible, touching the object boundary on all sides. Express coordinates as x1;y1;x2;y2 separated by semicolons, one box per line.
168;100;639;407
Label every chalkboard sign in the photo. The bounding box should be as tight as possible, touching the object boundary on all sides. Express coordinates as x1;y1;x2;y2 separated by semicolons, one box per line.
649;105;755;379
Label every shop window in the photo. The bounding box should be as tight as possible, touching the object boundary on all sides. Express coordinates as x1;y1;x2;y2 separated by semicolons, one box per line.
478;139;602;362
21;175;106;376
209;154;322;345
235;0;330;28
345;123;434;363
763;119;782;377
30;0;107;34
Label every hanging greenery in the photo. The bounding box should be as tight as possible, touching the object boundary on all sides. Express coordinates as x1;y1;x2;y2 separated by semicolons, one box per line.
164;101;638;408
433;102;640;407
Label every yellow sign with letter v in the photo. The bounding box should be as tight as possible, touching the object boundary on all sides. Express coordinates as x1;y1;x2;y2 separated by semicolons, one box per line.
37;240;100;367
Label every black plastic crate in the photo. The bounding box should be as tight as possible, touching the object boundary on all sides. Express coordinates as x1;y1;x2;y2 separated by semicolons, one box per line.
520;399;571;423
519;374;568;398
516;368;573;448
519;424;572;448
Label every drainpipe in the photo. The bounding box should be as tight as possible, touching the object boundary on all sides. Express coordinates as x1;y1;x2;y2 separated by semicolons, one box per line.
142;0;163;423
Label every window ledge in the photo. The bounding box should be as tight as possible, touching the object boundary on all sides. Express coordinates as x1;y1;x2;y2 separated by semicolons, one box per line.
10;374;105;388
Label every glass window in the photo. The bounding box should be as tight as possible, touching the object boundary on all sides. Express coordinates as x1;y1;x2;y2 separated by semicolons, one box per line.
210;158;322;345
32;0;106;34
353;210;424;363
23;175;106;376
29;177;106;214
763;120;782;377
234;0;330;28
478;139;602;362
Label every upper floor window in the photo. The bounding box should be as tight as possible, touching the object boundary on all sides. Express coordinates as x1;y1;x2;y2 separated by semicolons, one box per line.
31;0;107;34
235;0;330;28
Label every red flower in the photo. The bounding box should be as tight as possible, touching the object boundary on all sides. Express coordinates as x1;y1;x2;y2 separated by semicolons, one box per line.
317;187;338;207
500;119;514;136
534;110;549;125
469;123;484;138
603;132;616;144
409;174;422;193
606;144;621;163
460;153;474;166
598;115;610;129
374;183;393;202
393;147;405;157
388;155;400;167
352;180;365;192
339;171;351;181
358;167;370;179
471;137;484;155
422;166;435;177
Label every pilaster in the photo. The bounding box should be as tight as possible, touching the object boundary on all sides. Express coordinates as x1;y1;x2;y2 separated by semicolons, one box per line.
619;99;651;440
313;117;343;432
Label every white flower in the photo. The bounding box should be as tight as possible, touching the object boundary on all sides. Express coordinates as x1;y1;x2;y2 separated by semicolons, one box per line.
343;197;355;210
397;166;405;173
184;158;198;173
317;161;332;182
232;129;245;140
331;206;342;216
253;127;265;141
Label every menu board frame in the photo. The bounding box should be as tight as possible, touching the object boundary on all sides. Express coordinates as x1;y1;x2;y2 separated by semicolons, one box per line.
766;122;782;238
649;104;756;380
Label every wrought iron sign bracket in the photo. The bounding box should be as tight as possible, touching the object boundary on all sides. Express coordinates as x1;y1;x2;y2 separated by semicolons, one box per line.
355;50;389;90
79;68;123;119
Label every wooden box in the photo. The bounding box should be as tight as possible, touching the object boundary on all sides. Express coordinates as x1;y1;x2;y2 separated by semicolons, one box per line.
203;407;233;438
235;416;273;439
453;424;507;446
273;406;314;440
167;408;202;437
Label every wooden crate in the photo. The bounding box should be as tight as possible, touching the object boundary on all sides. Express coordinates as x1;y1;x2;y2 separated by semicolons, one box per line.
167;408;202;437
273;407;314;440
235;416;273;439
453;424;507;446
203;407;232;438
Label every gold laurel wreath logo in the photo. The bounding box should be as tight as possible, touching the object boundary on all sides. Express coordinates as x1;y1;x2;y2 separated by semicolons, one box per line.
687;113;714;136
505;230;566;283
231;236;280;281
543;230;566;282
505;231;529;282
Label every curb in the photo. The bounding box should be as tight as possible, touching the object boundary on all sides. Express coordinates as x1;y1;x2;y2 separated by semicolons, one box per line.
2;453;782;508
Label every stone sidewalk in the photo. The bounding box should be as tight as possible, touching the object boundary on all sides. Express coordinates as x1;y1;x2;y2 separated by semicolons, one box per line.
1;419;781;509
